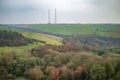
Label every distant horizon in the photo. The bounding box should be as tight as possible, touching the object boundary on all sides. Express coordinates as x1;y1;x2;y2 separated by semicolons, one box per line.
0;0;120;24
0;22;120;25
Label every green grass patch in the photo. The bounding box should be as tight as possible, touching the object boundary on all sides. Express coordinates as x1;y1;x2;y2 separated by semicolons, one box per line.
30;24;95;35
0;42;42;55
30;24;120;37
22;32;62;45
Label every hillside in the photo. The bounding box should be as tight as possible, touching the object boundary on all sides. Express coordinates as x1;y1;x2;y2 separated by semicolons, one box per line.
0;25;120;80
0;28;62;53
79;34;120;46
22;32;62;45
0;30;36;46
29;24;120;37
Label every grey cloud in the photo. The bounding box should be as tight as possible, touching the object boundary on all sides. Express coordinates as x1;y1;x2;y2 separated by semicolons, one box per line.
0;0;120;24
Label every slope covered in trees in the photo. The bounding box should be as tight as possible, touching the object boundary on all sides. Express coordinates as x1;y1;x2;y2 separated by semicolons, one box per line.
63;34;120;54
0;30;36;46
0;46;120;80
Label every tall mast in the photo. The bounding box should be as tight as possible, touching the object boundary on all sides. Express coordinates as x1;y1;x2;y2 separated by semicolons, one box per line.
48;9;50;24
55;8;57;24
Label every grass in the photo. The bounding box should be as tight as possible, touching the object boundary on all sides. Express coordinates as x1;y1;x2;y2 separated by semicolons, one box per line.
0;42;42;55
0;25;63;45
0;27;62;54
30;24;95;35
30;24;120;37
22;32;62;45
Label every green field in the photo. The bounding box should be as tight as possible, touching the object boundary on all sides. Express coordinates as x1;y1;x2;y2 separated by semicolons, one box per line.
22;32;62;45
0;27;62;53
0;42;42;55
30;24;120;37
0;25;63;45
0;24;119;53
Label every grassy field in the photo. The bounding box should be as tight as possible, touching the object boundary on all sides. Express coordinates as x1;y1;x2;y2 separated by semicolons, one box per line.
0;24;119;54
22;32;62;45
0;42;43;55
30;24;120;37
0;25;62;45
0;27;62;53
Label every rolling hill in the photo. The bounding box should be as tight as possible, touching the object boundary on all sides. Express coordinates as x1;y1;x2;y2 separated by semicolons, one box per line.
0;30;36;46
29;24;120;37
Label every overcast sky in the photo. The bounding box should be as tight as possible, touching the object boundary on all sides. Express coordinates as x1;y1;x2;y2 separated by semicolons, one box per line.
0;0;120;24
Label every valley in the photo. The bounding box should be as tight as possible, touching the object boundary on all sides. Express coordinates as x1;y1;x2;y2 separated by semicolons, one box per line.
0;24;120;80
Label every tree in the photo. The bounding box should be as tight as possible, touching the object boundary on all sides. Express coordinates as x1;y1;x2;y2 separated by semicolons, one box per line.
0;66;7;80
74;66;83;79
53;56;62;67
46;66;60;80
114;71;120;80
49;68;60;80
67;62;76;80
102;62;115;79
88;63;106;80
60;65;69;80
67;61;76;70
115;62;120;73
25;66;43;80
70;54;81;67
45;66;55;75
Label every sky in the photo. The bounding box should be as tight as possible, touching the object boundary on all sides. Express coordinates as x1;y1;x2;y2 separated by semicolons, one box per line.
0;0;120;24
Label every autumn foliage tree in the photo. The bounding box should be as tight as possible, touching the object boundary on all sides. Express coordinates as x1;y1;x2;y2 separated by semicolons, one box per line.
49;68;60;80
60;65;69;80
74;66;83;79
25;66;43;80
